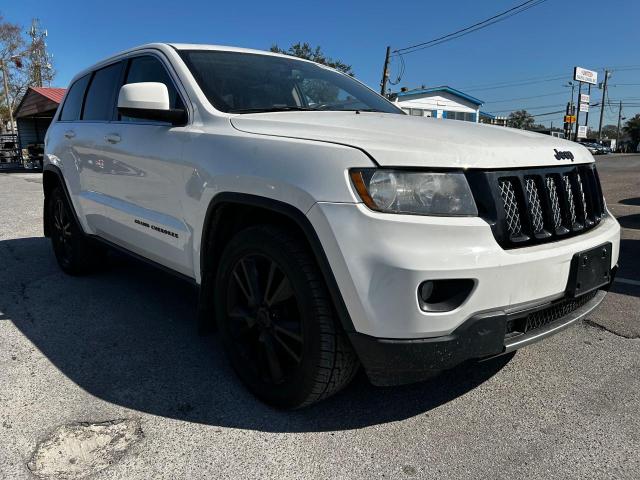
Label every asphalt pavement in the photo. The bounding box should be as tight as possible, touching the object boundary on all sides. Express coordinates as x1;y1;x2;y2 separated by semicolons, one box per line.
0;155;639;479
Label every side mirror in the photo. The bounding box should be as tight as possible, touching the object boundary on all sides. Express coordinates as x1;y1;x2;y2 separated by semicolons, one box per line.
117;82;187;126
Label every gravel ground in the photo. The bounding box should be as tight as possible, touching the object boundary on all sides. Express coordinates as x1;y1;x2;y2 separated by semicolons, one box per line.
1;156;639;479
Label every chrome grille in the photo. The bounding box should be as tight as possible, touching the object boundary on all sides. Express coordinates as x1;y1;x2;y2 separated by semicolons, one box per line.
467;165;605;248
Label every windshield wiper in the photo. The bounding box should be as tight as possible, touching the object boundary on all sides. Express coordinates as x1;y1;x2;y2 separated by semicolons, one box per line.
229;106;316;114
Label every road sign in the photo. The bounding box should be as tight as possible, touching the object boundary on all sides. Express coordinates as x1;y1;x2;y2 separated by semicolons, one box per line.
574;67;598;85
580;94;590;103
564;115;576;123
577;125;588;138
580;103;589;112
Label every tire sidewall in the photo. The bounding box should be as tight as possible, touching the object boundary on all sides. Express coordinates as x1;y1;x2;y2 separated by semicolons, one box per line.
214;228;328;408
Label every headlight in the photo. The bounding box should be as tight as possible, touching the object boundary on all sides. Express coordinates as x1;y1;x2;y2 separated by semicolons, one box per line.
350;169;477;216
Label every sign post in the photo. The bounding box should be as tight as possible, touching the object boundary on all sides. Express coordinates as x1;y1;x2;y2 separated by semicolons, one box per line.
577;125;588;139
574;67;598;85
573;67;598;141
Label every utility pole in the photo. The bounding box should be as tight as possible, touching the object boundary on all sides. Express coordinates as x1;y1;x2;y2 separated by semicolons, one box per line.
584;83;591;133
597;70;610;140
380;46;391;96
574;82;582;141
0;59;16;135
616;100;623;148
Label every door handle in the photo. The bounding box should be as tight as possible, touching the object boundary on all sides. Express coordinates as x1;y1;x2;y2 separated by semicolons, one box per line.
104;133;121;144
64;130;76;139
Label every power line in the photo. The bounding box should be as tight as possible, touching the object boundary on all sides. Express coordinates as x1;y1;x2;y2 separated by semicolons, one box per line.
393;0;549;56
483;90;567;104
465;75;567;92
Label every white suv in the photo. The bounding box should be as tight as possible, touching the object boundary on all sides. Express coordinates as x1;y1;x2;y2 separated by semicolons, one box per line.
44;43;620;408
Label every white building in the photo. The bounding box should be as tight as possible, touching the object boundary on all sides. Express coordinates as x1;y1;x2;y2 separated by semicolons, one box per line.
393;86;483;123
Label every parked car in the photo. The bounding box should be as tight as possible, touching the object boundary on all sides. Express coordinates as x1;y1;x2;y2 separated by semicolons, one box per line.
580;142;604;155
43;43;620;408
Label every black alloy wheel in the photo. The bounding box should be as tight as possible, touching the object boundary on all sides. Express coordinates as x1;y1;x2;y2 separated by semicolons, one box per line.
51;193;74;269
48;186;105;275
226;254;303;386
214;225;359;409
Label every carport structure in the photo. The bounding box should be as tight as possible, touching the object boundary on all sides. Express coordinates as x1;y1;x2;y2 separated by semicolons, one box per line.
14;87;66;166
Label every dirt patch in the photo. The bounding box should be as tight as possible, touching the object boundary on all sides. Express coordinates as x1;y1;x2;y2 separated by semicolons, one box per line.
27;419;143;479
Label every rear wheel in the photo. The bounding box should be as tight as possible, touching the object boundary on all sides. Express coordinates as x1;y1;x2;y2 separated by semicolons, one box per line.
214;225;359;409
48;186;105;275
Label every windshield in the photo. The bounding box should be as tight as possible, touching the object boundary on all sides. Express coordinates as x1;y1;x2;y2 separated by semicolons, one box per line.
178;50;403;114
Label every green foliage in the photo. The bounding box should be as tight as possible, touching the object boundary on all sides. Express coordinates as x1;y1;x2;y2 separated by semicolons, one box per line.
623;114;640;145
507;110;535;130
269;42;353;75
600;124;618;139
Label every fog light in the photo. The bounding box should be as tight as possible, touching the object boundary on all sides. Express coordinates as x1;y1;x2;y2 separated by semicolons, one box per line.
418;279;475;312
419;281;434;302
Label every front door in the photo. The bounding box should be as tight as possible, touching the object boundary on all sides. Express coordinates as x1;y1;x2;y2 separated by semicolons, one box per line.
92;54;193;277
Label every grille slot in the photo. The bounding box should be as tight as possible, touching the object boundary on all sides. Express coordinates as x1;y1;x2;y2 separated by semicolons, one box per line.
506;290;598;335
468;165;605;248
524;177;545;233
499;179;523;238
545;175;563;231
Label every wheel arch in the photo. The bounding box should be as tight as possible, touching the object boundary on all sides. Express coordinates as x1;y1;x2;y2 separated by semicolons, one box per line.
42;165;81;238
198;192;355;333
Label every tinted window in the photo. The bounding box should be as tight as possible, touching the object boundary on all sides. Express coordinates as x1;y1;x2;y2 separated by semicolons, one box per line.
59;75;90;121
82;62;123;121
179;50;401;114
123;56;184;115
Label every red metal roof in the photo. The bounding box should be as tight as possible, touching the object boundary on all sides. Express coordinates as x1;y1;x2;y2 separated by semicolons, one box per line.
30;87;66;104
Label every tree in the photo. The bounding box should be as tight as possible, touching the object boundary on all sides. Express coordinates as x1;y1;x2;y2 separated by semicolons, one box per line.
623;114;640;147
0;14;55;130
600;124;618;140
269;42;353;75
507;110;535;130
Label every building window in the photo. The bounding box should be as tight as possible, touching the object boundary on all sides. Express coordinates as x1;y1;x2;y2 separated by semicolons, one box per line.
443;111;476;122
410;108;423;116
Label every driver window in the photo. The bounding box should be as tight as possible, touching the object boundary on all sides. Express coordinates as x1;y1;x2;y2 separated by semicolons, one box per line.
120;56;184;122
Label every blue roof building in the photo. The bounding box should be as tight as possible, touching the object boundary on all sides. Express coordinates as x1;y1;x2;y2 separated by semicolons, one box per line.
393;86;484;123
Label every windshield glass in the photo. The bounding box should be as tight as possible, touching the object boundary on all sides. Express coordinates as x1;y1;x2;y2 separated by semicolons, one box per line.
179;50;403;114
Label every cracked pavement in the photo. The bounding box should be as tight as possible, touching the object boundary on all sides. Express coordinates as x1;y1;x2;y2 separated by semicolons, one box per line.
1;157;639;479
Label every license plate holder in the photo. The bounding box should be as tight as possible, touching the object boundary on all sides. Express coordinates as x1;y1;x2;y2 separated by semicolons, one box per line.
566;243;612;297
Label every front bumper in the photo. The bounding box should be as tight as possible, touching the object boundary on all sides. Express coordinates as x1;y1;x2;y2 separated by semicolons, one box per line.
307;202;620;339
349;288;609;386
307;201;619;385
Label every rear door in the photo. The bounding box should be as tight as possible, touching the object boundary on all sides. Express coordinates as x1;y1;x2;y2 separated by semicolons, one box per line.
46;72;102;233
72;61;126;234
92;53;193;277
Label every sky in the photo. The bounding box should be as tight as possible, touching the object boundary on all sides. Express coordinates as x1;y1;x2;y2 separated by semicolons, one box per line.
5;0;640;130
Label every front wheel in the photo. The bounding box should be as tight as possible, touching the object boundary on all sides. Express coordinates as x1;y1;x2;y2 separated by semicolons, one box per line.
214;225;359;409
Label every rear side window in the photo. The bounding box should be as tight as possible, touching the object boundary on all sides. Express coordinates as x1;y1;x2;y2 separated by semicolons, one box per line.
82;62;123;121
59;75;90;121
120;56;184;121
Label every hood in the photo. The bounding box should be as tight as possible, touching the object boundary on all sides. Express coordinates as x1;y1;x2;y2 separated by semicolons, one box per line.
230;111;593;169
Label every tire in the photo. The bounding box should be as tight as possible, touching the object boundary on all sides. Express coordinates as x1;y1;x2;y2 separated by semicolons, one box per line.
214;225;359;409
47;186;105;275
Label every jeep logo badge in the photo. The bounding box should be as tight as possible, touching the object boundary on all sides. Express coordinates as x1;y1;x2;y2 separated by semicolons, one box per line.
554;149;574;161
